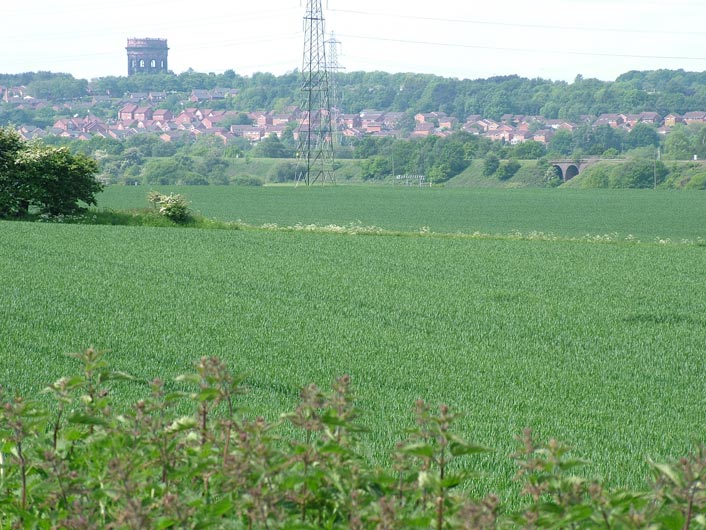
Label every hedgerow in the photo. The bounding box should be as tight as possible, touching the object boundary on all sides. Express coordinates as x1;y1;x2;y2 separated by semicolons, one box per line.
1;348;705;529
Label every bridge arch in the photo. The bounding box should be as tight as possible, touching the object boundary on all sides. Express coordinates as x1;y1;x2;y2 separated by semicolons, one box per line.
564;164;579;180
552;161;586;181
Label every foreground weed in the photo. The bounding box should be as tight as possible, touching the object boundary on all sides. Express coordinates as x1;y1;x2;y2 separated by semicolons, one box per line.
396;400;493;529
2;349;706;528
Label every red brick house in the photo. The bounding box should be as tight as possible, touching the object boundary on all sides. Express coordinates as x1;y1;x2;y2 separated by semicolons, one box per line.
664;113;682;127
682;111;706;124
118;103;138;121
133;106;153;121
411;122;436;137
152;109;173;122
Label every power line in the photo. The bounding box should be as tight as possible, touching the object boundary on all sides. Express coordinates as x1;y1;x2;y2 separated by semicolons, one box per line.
329;7;706;37
0;34;302;69
0;8;301;44
335;33;706;62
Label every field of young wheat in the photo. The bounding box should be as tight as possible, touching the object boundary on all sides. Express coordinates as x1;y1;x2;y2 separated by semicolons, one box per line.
97;185;706;241
1;187;704;498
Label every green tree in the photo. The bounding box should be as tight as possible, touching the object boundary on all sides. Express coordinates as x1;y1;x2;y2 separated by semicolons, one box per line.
664;126;692;160
269;161;300;182
151;142;177;157
548;130;573;156
360;155;391;180
427;162;451;183
497;159;521;180
610;158;667;188
125;134;162;158
26;73;87;100
141;156;200;185
253;134;290;158
512;140;546;159
482;153;500;176
0;127;27;216
0;127;101;217
19;146;101;215
627;123;660;149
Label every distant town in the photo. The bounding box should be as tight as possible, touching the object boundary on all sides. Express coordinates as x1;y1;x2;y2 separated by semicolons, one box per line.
0;36;704;150
1;84;699;146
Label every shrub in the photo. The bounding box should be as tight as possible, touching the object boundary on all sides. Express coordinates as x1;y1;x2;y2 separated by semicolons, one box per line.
685;172;706;189
543;165;562;187
610;159;668;188
482;153;500;176
269;161;299;182
232;175;263;186
497;159;521;180
147;191;191;223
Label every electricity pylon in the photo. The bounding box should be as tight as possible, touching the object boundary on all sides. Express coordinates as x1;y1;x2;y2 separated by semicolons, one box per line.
296;0;334;185
326;31;345;146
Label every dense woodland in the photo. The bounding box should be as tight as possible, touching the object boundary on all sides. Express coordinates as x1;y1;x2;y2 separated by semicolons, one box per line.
5;69;706;120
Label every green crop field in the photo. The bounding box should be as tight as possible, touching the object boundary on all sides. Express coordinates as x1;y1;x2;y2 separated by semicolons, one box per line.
97;185;706;241
1;187;705;501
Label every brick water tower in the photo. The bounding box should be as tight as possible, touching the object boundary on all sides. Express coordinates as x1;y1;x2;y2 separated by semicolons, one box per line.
126;38;169;76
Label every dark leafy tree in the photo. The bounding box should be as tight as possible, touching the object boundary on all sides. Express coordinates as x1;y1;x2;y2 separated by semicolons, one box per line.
151;142;177;157
627;123;660;149
253;134;290;158
497;159;521;180
548;130;573;156
0;127;26;216
482;153;500;176
611;158;668;188
26;73;88;100
663;126;692;159
360;155;391;180
0;127;101;217
125;134;162;158
269;161;300;182
513;140;546;159
140;156;200;185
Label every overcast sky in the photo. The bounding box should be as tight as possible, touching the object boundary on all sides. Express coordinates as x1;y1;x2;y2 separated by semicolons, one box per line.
2;0;706;82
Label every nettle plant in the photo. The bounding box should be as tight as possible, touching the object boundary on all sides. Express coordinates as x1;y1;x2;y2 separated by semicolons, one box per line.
148;191;191;223
1;348;705;529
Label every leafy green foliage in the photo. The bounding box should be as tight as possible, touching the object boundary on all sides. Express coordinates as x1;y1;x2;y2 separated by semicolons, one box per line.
576;159;668;188
10;68;706;126
1;349;706;527
497;159;521;180
231;175;263;186
252;134;291;158
0;127;101;217
482;153;500;176
147;191;192;223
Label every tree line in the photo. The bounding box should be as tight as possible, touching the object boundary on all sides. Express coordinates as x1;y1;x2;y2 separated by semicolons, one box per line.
5;68;706;120
36;118;706;187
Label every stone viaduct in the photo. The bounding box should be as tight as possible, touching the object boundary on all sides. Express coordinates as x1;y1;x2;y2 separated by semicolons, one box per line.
550;159;601;181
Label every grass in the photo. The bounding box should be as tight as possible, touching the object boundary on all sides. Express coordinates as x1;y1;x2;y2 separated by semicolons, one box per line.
1;209;705;501
96;185;706;242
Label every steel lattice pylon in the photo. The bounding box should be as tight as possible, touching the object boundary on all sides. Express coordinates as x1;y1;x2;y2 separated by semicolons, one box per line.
326;32;344;147
296;0;334;185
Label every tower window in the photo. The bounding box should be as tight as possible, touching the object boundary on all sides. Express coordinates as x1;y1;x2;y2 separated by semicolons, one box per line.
139;59;145;68
150;59;156;68
160;60;164;68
